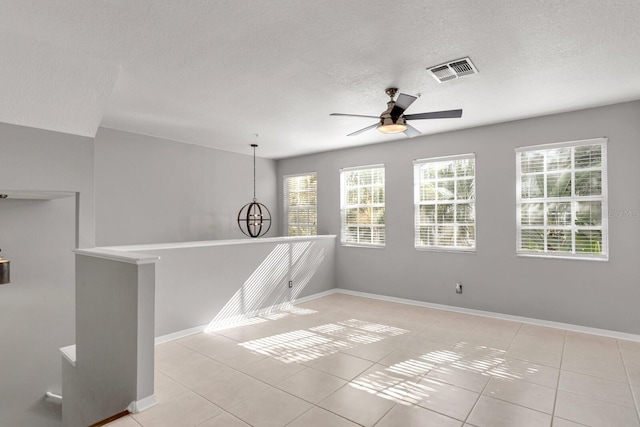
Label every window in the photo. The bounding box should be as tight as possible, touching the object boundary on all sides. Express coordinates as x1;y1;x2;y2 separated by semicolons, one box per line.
340;165;385;246
516;138;608;260
414;154;476;251
284;173;317;236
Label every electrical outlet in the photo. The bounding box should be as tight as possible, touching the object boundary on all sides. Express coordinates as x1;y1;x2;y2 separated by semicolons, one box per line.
288;280;293;289
455;282;462;294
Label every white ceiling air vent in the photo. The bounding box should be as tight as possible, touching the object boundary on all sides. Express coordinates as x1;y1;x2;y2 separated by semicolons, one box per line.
427;57;478;83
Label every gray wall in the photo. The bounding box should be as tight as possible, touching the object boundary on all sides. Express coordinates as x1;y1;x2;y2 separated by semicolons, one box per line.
95;128;278;246
277;101;640;335
0;123;94;427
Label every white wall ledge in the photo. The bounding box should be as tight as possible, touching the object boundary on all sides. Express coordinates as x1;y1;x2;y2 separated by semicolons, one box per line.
0;189;76;200
101;235;337;252
60;345;76;367
73;248;160;265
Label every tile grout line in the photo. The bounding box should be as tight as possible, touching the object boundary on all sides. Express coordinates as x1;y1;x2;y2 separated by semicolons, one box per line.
550;327;567;425
422;354;482;425
460;321;526;426
198;410;249;427
312;382;366;426
617;339;640;426
551;335;640;426
281;404;316;427
370;401;399;427
152;343;256;426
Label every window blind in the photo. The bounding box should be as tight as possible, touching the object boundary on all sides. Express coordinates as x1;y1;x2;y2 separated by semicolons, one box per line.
414;154;476;251
340;164;385;247
516;138;608;260
284;173;317;236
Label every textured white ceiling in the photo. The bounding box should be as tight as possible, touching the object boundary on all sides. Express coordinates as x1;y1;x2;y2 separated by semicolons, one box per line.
2;1;640;159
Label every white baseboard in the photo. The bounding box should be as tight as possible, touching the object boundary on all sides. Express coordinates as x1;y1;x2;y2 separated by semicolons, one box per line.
155;325;208;344
154;287;640;344
335;288;640;343
292;288;336;305
127;394;157;413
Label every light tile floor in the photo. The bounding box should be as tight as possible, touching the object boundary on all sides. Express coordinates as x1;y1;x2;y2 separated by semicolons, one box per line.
106;294;640;427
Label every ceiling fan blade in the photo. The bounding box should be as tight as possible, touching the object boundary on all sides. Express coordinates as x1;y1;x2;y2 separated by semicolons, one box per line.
403;124;421;138
347;123;379;136
330;113;380;119
390;93;418;117
404;109;463;120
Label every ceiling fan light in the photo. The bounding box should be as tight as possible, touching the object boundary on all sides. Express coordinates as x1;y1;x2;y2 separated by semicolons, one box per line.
378;117;407;134
378;123;407;134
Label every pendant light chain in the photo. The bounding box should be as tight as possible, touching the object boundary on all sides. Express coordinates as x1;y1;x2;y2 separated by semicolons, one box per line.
252;144;257;202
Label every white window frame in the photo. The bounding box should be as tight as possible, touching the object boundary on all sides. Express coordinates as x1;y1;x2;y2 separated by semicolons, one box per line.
340;164;385;248
283;172;317;236
516;138;608;261
414;153;476;252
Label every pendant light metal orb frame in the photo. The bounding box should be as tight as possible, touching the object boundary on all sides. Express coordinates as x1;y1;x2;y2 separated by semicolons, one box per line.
237;143;272;238
237;200;272;238
0;249;10;285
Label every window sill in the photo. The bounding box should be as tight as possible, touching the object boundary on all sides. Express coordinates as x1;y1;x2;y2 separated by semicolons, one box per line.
415;247;476;254
516;252;608;262
340;243;385;249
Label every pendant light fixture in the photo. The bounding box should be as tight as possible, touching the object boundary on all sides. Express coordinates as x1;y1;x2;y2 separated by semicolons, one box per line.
237;143;271;238
0;248;10;285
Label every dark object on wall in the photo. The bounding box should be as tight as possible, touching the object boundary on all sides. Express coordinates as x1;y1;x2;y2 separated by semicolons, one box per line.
237;144;272;238
0;249;10;285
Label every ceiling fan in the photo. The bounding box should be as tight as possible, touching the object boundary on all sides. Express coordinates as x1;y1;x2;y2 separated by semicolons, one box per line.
330;88;462;138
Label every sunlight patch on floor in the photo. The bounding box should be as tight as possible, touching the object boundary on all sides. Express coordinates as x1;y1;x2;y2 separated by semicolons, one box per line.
348;342;526;405
239;329;353;363
238;318;408;364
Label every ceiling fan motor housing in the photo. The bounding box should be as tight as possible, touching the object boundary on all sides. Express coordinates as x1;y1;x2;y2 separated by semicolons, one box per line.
378;95;407;133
